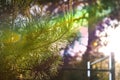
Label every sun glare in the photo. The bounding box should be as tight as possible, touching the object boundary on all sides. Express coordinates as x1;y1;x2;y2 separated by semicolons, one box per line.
98;24;120;63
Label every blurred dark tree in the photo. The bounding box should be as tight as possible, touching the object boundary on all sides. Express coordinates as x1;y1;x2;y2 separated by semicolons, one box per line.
83;0;120;80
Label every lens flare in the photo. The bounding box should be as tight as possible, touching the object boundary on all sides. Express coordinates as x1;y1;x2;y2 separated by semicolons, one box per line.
97;19;120;63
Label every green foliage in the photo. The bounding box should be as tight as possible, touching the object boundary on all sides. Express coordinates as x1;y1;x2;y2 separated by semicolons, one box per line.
0;13;78;80
101;0;117;10
1;0;118;80
58;0;116;80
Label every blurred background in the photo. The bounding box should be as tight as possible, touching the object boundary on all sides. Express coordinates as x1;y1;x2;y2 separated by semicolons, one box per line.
0;0;120;80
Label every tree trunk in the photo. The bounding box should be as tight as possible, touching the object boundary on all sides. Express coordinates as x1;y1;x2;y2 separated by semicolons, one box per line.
81;0;97;80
